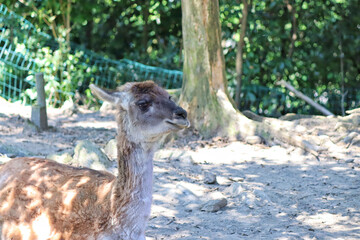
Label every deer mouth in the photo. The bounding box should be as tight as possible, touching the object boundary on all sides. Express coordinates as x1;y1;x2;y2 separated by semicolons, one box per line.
165;119;190;129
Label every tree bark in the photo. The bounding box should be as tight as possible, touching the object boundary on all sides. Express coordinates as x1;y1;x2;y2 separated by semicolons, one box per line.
235;0;249;108
339;37;347;116
180;0;255;138
142;1;149;52
179;0;341;158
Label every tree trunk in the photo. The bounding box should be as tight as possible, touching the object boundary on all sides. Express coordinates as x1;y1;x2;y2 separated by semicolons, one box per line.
179;0;344;158
142;1;149;52
235;0;249;108
180;0;255;138
66;0;72;83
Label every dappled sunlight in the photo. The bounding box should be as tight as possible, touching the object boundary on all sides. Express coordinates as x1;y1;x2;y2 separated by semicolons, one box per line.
62;190;77;209
0;157;117;239
148;139;360;239
32;212;52;240
0;110;117;158
151;204;178;219
297;212;350;229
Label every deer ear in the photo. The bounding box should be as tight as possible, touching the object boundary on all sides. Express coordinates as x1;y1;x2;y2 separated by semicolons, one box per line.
90;84;130;110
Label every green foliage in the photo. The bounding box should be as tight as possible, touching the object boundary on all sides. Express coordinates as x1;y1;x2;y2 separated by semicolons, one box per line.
221;0;359;115
1;3;182;107
3;0;360;115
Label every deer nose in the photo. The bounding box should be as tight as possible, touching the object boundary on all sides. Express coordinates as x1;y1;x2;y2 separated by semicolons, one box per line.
174;107;187;120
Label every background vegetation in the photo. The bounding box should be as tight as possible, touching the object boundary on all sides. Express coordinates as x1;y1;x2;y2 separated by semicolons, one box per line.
2;0;359;116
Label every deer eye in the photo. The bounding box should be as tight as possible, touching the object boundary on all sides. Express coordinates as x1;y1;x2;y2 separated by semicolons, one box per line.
136;100;151;111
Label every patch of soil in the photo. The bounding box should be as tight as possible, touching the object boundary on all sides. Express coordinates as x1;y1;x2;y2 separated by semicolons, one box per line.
0;98;359;239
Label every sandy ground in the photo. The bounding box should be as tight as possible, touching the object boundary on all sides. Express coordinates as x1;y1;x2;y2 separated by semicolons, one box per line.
0;98;359;239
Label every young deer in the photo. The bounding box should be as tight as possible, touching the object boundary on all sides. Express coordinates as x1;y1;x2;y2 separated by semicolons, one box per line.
0;81;189;240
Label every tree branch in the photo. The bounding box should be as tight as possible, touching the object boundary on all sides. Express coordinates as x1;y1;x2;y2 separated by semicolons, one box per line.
277;80;335;116
235;0;249;108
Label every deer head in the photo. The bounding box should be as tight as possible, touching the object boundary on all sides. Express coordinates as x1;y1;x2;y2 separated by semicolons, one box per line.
90;81;190;144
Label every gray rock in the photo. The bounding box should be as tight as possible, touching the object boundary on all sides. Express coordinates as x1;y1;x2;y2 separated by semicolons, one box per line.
203;171;217;184
352;136;360;146
216;176;232;186
245;136;262;145
179;154;195;167
73;140;114;171
100;101;115;113
201;192;228;212
239;189;272;209
0;144;28;157
61;98;77;114
345;159;354;163
22;119;40;134
104;139;117;160
0;154;11;164
47;151;73;164
334;122;352;132
201;198;227;212
343;132;358;144
226;182;245;197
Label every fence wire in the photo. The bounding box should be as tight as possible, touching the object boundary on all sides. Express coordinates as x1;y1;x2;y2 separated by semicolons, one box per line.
0;4;182;105
0;4;358;116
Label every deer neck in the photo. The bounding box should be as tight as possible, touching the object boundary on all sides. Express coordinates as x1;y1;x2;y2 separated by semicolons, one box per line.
114;128;155;194
108;118;156;239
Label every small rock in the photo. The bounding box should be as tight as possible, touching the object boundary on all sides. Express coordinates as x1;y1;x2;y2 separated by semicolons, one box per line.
240;192;257;209
203;172;217;184
0;154;11;164
61;98;77;114
345;159;355;163
100;101;115;113
295;125;307;133
226;182;245;197
201;192;228;212
104;139;117;160
178;154;195;167
73;140;114;171
47;151;73;164
352;136;360;146
245;136;262;145
216;176;232;186
201;198;227;212
291;147;306;156
228;177;244;182
343;132;358;144
334;122;351;132
22;119;40;134
0;144;28;157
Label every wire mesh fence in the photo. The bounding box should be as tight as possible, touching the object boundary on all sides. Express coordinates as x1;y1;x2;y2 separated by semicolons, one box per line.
0;4;358;116
0;4;183;105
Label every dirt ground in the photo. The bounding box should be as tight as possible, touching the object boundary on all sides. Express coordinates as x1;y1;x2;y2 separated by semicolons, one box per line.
0;98;359;239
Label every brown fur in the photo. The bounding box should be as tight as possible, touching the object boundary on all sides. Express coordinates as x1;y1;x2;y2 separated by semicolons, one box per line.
0;157;115;239
0;81;189;240
129;81;168;98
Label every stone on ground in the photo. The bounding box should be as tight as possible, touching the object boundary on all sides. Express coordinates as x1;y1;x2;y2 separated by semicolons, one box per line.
104;139;117;160
203;171;217;184
201;192;228;212
47;151;73;164
73;140;114;171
